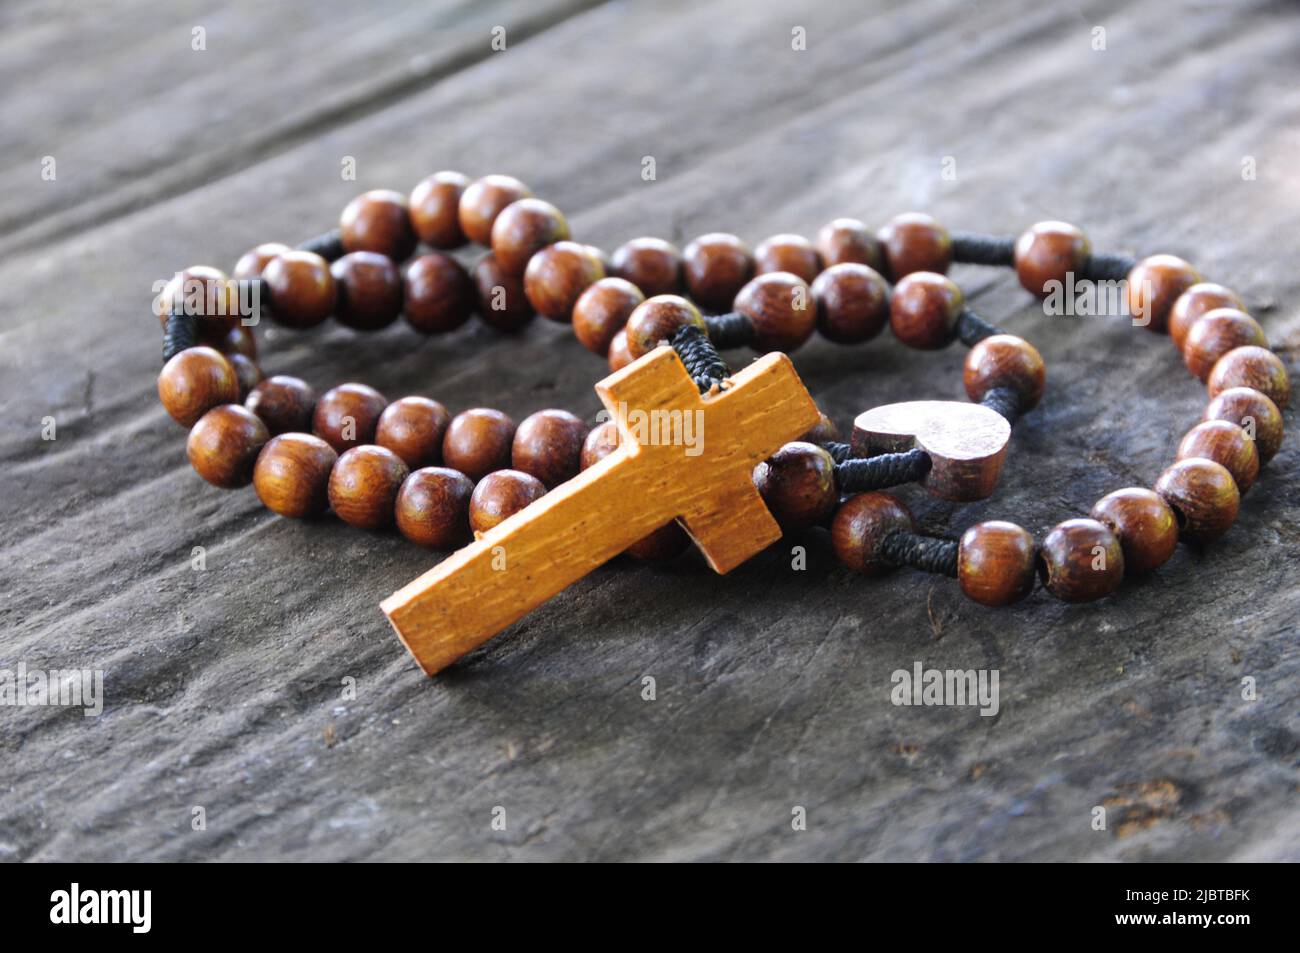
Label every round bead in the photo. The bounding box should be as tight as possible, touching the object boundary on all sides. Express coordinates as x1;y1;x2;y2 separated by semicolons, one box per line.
245;375;316;435
1090;488;1179;575
1014;221;1090;296
1168;283;1245;351
1176;420;1259;493
205;323;257;360
331;251;403;331
1038;519;1124;602
682;233;754;312
1204;387;1283;464
1126;254;1201;334
957;521;1037;606
469;469;546;534
156;266;240;332
877;212;951;280
409;170;470;249
523;241;605;321
375;396;451;468
811;262;889;344
753;233;821;284
608;328;634;371
442;408;516;480
815;218;883;270
581;420;622;469
404;252;474;334
458;174;531;246
579;422;690;560
158;346;239;426
798;411;839;445
473;252;534;332
624;295;707;358
963;334;1046;408
572;277;644;355
1182;309;1266;382
339;189;416;260
512;409;587;488
228;353;263;400
585;244;612;274
753;442;837;533
490;198;569;274
232;242;291;282
610;238;682;297
395;467;474;549
328;445;409;530
831;492;915;575
312;382;387;453
263;251;335;329
1154;458;1240;542
1207;346;1290;409
186;405;269;489
889;272;962;349
733;272;816;352
253;433;337;518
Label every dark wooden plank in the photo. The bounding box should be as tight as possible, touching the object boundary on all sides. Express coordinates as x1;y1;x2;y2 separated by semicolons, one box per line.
1;0;1298;862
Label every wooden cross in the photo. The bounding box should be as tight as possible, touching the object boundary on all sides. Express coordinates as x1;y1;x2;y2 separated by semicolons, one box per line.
382;345;820;675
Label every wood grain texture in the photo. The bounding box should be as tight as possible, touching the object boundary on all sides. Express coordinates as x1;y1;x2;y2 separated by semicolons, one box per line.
2;0;1299;862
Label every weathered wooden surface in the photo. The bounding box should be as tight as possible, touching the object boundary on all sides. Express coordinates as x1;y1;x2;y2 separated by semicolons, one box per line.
1;0;1297;861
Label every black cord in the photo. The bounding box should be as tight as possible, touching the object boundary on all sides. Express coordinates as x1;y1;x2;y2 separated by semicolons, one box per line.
979;386;1024;423
834;448;932;492
951;233;1016;267
1081;252;1136;282
671;324;731;393
162;310;200;364
956;309;1003;346
297;229;346;262
703;312;756;349
879;531;959;577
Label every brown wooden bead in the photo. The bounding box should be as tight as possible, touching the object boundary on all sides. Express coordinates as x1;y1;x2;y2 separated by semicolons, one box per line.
158;346;240;426
523;240;605;321
512;409;587;488
572;277;644;355
312;382;387;453
409;170;470;249
395;467;474;549
811;262;888;344
458;174;531;246
957;521;1037;606
579;421;691;560
608;328;634;371
1207;345;1290;409
580;420;621;469
798;411;840;445
331;251;403;331
263;250;335;329
473;252;534;332
1126;254;1201;334
232;242;291;282
815;217;883;270
442;408;516;480
831;492;915;575
1090;487;1178;575
624;295;706;358
1154;458;1240;542
889;272;962;349
1168;282;1245;350
228;353;262;400
877;212;951;280
156;265;240;333
734;272;816;352
490;198;569;274
246;375;316;436
963;334;1046;408
203;323;257;360
376;396;451;468
1204;386;1283;464
469;469;546;534
1182;309;1266;382
1176;419;1259;493
1014;220;1090;296
585;244;612;274
754;233;822;284
682;232;754;312
253;433;338;518
186;404;269;489
339;189;416;261
753;441;837;533
1038;519;1124;602
610;237;682;297
328;445;409;529
404;252;474;334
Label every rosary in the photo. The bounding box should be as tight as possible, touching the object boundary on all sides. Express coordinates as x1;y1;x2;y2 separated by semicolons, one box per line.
153;172;1290;675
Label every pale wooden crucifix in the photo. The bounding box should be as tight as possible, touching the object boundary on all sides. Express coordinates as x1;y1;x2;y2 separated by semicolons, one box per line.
382;345;820;675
